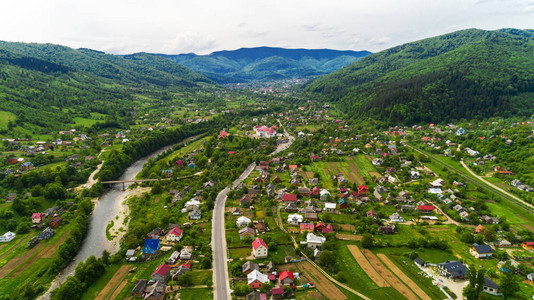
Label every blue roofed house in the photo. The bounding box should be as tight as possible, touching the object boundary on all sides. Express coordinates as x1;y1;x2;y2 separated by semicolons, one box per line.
143;239;161;257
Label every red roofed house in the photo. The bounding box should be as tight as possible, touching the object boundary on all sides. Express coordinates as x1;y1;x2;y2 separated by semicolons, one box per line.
300;223;315;233
252;237;268;258
366;210;377;219
358;185;369;194
152;264;171;282
219;131;228;139
310;155;320;161
289;165;298;172
283;194;297;203
32;213;44;224
310;186;320;196
165;227;183;242
475;224;485;234
175;160;184;167
522;242;534;250
322;224;334;234
279;270;295;285
271;287;285;298
417;205;435;214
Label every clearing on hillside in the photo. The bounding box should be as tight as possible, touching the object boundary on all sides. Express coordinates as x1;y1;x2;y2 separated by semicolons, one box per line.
296;261;347;300
346;245;389;288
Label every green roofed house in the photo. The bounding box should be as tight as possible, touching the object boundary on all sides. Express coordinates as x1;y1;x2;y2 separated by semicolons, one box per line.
338;198;348;209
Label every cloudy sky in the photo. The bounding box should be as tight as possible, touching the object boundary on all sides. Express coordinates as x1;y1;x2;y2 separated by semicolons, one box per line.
1;0;534;55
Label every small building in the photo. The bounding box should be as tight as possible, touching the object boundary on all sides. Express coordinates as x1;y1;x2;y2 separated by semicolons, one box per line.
279;270;294;285
252;237;268;259
166;251;180;264
366;210;377;219
247;270;269;289
237;216;252;227
188;208;201;220
287;213;303;225
180;248;192;260
239;227;255;239
144;281;166;300
522;241;534;250
389;213;404;223
305;212;318;221
165;227;183;242
306;233;326;249
0;231;16;243
242;261;260;274
300;223;315;233
282;194;297;203
126;249;136;260
379;225;397;234
437;261;467;280
483;276;501;296
320;189;331;201
151;264;171;283
31;213;45;224
285;202;298;212
142;239;161;256
131;279;147;297
50;216;62;228
417;205;435;214
469;243;494;259
414;257;426;267
38;227;55;240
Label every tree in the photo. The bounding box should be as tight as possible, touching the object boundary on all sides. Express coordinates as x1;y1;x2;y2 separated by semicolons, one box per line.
463;268;485;300
500;263;519;299
101;250;110;265
361;233;374;248
151;180;163;194
318;250;335;272
177;272;192;286
233;283;250;296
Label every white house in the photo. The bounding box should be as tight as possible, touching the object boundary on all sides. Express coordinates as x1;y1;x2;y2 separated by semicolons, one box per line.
236;216;252;227
165;227;183;242
0;231;15;242
184;199;200;210
247;270;269;288
320;189;331;201
287;213;303;225
324;202;336;213
252;237;268;258
306;233;326;249
389;213;404;223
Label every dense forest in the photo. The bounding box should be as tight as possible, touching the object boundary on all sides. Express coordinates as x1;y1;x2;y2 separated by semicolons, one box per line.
306;29;534;124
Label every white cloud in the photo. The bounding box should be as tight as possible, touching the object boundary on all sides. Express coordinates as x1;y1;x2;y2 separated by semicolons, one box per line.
0;0;533;54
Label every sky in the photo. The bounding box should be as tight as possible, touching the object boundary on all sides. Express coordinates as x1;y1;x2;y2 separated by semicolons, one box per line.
1;0;534;55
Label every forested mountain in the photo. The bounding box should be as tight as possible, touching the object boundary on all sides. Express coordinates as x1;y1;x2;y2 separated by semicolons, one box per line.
156;47;371;83
306;28;534;124
0;41;210;132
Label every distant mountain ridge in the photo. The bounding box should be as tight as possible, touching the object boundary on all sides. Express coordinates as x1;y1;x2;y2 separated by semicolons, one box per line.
155;47;371;83
306;28;534;124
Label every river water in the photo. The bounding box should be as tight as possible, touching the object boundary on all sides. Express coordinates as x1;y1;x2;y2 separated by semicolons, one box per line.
40;144;175;299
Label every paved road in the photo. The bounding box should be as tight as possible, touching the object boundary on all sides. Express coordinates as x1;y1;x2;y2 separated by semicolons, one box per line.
212;163;256;300
212;119;294;300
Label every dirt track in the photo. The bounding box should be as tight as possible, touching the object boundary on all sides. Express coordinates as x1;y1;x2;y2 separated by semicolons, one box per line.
362;249;418;299
377;254;431;300
297;261;347;300
346;245;389;287
95;265;131;300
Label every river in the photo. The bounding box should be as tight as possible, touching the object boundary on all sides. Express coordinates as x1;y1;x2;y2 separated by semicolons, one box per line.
40;143;176;299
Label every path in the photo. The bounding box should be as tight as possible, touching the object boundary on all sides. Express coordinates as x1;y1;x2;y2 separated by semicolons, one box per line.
460;160;534;210
74;149;106;191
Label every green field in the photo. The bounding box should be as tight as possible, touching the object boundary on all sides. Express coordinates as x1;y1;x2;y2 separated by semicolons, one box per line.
178;287;213;300
0;111;16;129
72;117;101;127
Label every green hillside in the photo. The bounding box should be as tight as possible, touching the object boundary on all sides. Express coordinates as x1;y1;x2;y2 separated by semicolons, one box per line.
0;41;211;133
306;28;534;124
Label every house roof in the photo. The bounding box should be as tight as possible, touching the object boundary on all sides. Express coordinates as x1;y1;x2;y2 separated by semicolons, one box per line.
523;241;534;246
152;264;171;277
247;270;269;284
166;227;183;237
322;224;334;234
438;261;467;278
271;287;284;295
414;257;425;266
417;205;435;211
325;202;336;209
239;227;255;236
252;237;267;250
472;243;494;254
283;194;297;201
483;276;499;289
32;213;43;219
300;223;315;230
143;239;161;254
306;233;326;244
279;270;294;282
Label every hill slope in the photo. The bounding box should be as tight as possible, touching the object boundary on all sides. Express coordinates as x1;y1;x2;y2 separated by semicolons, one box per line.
306;29;534;124
0;41;211;132
157;47;371;83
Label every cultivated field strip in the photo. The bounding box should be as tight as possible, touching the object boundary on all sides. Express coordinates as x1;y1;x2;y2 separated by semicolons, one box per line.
296;261;348;300
95;265;131;300
361;249;419;300
346;245;389;287
377;254;432;300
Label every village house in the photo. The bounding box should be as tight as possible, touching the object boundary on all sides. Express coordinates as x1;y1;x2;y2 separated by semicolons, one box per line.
188;208;201;220
50;216;62;228
247;270;269;289
300;223;315;233
152;264;171;282
180;247;193;260
320;189;331;201
144;281;166;300
131;279;147;297
366;210;377;219
324;202;336;213
306;233;326;249
252;237;268;258
469;243;494;259
38;227;55;240
522;241;534;250
242;261;260;274
239;227;255;239
389;212;404;223
285;202;298;212
279;270;295;285
142;239;160;257
237;216;252;227
165;227;183;242
482;276;501;296
437;261;467;280
417;205;435;214
287;213;303;225
0;231;15;243
31;213;45;224
282;193;297;203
